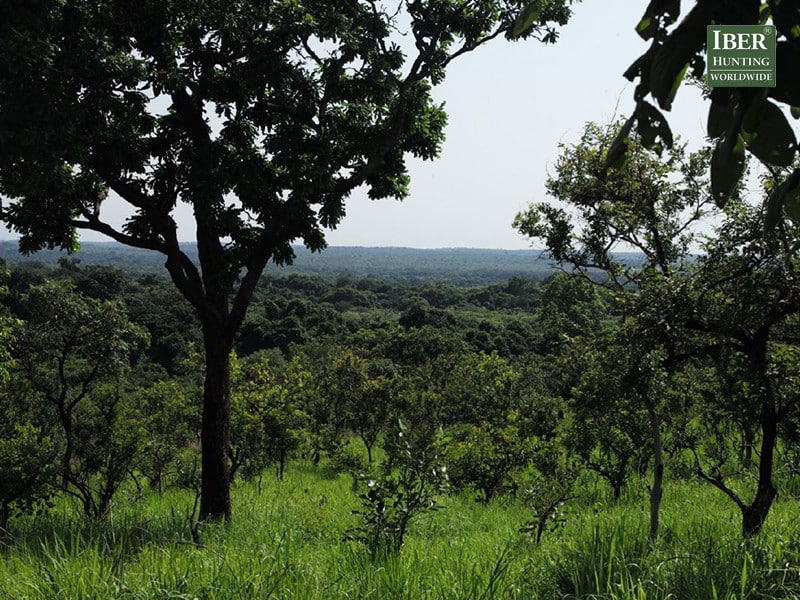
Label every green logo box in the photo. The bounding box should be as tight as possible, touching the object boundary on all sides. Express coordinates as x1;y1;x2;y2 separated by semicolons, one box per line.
706;25;776;87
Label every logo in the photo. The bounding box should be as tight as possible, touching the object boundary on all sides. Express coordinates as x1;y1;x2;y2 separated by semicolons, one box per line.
706;25;776;87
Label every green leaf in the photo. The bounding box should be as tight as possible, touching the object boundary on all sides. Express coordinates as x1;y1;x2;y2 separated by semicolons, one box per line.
604;116;635;172
650;50;689;111
636;0;681;41
765;170;800;230
510;1;544;39
759;2;771;25
708;100;735;139
792;106;800;120
785;188;800;223
770;42;800;106
636;17;655;39
711;134;745;207
744;101;797;167
648;5;708;110
742;92;770;135
636;100;674;154
771;0;800;40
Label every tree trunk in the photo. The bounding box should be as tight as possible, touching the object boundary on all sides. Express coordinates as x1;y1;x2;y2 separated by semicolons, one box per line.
647;405;664;541
742;406;778;536
741;423;755;470
278;448;286;480
364;437;373;463
199;327;232;521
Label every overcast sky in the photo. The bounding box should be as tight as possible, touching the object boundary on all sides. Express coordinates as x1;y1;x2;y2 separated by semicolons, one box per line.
3;0;713;250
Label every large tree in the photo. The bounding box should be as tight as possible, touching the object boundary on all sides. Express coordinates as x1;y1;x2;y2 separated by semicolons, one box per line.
679;202;800;536
0;0;572;519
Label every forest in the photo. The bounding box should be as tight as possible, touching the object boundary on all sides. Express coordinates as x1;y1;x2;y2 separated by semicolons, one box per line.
2;0;800;598
3;148;800;596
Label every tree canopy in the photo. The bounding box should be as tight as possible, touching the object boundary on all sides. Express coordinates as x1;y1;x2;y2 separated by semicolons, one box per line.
0;0;573;520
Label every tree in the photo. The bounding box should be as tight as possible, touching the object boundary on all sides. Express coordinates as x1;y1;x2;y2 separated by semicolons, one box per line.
229;352;309;481
0;260;16;382
678;202;800;536
514;122;715;539
441;352;561;501
0;262;56;528
533;274;611;354
567;337;652;501
343;357;400;464
607;1;800;224
0;0;572;520
135;380;199;493
16;281;148;517
70;383;147;517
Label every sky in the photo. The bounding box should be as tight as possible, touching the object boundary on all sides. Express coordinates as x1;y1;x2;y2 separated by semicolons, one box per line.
3;0;714;250
321;0;712;249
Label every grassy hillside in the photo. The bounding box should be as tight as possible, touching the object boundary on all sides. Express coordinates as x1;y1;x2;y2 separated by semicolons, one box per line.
1;459;799;599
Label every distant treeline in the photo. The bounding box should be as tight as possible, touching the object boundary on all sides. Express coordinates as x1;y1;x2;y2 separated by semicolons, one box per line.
0;241;642;285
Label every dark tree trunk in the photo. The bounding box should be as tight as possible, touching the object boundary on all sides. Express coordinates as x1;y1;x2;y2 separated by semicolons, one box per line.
199;326;233;521
164;239;263;522
363;436;374;463
742;406;778;537
612;481;622;501
58;406;73;490
741;423;755;470
278;449;286;480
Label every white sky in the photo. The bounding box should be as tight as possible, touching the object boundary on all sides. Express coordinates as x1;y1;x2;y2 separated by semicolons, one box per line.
2;0;714;250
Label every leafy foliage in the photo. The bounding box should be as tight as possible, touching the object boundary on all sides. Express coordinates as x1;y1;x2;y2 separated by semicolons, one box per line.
347;419;448;558
614;0;800;224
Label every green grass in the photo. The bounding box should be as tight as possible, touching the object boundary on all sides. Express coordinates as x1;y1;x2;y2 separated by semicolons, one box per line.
2;467;800;599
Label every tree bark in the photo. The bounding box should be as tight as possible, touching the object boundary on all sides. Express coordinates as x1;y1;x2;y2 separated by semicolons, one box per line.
742;405;778;536
199;325;233;521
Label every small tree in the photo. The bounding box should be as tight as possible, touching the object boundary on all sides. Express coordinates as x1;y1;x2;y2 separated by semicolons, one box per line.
519;441;577;544
681;202;800;536
514;122;715;540
567;339;652;501
445;418;535;502
17;281;148;517
0;388;59;528
136;380;200;493
71;384;147;517
0;262;56;528
230;352;309;482
347;418;448;558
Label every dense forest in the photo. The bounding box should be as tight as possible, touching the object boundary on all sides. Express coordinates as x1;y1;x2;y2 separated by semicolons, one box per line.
0;243;576;285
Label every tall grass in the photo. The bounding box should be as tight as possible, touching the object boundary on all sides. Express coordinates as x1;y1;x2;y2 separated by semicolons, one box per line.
1;466;800;599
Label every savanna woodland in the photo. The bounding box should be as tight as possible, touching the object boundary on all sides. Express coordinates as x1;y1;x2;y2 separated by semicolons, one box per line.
1;0;800;598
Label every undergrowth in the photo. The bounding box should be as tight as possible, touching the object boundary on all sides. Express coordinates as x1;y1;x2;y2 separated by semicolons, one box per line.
1;466;799;599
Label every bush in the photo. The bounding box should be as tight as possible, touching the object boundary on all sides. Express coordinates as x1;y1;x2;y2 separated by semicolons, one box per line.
347;419;448;558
